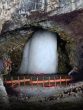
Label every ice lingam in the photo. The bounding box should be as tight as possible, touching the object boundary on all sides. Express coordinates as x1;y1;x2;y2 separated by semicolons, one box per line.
19;30;58;74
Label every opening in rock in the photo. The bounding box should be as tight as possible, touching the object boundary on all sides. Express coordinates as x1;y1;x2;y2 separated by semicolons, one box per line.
2;27;75;75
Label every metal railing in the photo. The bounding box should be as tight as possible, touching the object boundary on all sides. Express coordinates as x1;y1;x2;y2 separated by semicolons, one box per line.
4;75;72;87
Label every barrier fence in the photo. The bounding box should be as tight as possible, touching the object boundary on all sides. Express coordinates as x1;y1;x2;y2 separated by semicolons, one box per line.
4;75;72;88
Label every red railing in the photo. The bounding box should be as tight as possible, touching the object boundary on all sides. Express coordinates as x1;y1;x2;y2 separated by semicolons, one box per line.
4;75;72;88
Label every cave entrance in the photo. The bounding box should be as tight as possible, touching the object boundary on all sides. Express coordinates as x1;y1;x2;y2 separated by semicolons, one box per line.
5;27;76;75
19;30;58;74
17;28;75;75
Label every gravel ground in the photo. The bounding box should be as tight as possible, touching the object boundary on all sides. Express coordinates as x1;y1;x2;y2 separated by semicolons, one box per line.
1;81;83;110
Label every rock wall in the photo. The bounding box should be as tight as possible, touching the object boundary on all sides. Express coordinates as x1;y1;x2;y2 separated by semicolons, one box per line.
0;0;83;32
0;0;82;72
0;76;9;108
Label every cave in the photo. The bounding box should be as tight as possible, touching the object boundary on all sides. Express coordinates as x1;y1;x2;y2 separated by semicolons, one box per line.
18;29;73;75
7;27;75;75
0;27;76;75
18;30;58;74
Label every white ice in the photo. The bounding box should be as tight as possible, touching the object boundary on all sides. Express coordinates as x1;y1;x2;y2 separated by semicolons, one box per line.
19;31;58;74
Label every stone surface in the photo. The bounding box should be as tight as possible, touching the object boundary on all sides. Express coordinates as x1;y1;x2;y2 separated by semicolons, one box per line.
0;0;83;33
0;0;83;71
0;76;9;108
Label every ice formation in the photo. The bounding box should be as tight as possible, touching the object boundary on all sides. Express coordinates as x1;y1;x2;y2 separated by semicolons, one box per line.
19;31;58;74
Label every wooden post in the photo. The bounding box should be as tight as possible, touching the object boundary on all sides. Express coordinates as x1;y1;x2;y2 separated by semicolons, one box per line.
60;76;61;86
43;76;44;87
17;76;20;96
18;76;20;86
31;77;33;86
24;76;25;86
54;76;56;86
24;76;26;100
49;76;50;87
37;76;38;86
65;76;67;86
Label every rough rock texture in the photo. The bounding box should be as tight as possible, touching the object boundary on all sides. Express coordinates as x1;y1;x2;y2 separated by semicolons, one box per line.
0;1;83;109
0;0;83;71
0;0;83;33
49;9;83;69
0;76;9;108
